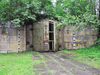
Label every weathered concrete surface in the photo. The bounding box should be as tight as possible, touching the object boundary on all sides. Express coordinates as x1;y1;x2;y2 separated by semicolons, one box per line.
32;51;100;75
0;21;26;53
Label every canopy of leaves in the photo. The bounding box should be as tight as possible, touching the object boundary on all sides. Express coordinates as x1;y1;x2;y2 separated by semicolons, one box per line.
56;0;100;31
0;0;100;29
0;0;55;26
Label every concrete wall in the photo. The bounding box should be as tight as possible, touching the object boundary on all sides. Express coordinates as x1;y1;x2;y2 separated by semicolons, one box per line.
62;26;98;49
0;19;98;53
0;20;26;53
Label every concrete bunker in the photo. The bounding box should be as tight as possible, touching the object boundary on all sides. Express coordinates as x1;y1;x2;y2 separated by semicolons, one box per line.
26;19;59;51
31;19;58;51
26;19;98;51
0;19;98;53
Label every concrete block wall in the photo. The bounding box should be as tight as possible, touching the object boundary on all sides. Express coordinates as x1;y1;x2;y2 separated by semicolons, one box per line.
0;20;26;53
63;26;98;49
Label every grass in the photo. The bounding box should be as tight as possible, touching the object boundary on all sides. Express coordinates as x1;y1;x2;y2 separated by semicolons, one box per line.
0;45;100;75
62;45;100;69
0;51;41;75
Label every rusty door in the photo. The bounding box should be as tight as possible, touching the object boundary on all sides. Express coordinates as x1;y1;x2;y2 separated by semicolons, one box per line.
33;22;44;51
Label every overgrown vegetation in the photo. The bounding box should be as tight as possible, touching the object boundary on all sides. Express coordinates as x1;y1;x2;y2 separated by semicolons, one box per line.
0;0;40;26
0;0;100;48
1;20;6;34
0;51;42;75
56;0;100;32
0;0;99;28
0;0;55;26
93;38;100;46
61;45;100;69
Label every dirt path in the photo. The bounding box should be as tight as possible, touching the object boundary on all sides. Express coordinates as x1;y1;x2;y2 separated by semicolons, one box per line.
32;51;100;75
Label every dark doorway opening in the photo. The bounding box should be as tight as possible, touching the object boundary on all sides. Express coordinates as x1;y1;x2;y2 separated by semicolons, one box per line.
49;21;54;51
49;22;54;31
49;33;54;40
49;42;52;50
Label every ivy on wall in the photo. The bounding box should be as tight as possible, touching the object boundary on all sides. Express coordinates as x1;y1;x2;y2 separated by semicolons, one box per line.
1;21;6;34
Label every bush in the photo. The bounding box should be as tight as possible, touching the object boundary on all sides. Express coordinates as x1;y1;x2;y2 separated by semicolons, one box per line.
93;38;100;46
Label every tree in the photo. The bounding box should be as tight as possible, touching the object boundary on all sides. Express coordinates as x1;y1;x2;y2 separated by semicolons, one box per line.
56;0;100;32
0;0;41;26
0;0;56;25
0;0;99;29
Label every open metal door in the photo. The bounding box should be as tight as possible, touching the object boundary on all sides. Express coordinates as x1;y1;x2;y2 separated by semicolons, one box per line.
33;22;44;51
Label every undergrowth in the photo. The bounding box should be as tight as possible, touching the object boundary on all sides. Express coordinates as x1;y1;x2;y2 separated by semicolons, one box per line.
0;51;39;75
62;45;100;69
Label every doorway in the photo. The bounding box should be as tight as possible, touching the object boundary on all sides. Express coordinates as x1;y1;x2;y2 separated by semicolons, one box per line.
49;21;54;51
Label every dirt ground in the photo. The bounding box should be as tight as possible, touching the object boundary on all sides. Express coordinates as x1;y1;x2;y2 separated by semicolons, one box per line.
32;51;100;75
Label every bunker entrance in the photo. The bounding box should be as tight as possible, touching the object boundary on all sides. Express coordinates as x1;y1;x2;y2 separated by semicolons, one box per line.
32;19;58;51
49;22;54;51
49;22;54;31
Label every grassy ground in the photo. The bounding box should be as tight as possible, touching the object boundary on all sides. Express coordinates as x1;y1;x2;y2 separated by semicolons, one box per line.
0;46;100;75
62;45;100;69
0;51;41;75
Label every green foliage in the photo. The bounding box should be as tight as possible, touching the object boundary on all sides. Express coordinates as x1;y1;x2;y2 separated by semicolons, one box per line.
93;38;100;46
0;0;56;26
57;13;100;31
56;0;99;31
1;21;6;34
0;0;99;30
74;45;100;63
55;0;96;16
0;0;41;27
63;45;100;69
11;19;21;27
